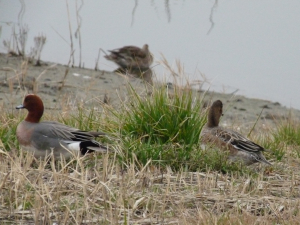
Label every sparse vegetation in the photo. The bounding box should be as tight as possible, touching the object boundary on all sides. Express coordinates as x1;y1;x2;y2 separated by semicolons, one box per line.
3;23;47;68
3;25;28;56
273;119;300;146
29;34;47;66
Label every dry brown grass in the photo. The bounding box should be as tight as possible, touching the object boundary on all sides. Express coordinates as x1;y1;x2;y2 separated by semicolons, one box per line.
1;144;300;224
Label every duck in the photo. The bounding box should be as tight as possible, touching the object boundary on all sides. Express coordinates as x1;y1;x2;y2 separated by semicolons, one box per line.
200;100;271;165
16;94;110;159
104;44;153;70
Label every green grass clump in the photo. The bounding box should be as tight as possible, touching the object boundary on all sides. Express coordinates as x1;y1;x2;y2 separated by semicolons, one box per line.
255;119;300;162
0;111;21;151
122;85;205;144
116;85;206;170
273;120;300;146
256;134;285;161
272;120;300;159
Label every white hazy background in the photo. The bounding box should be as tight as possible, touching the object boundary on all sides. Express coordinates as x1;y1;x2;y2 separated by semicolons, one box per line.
0;0;299;109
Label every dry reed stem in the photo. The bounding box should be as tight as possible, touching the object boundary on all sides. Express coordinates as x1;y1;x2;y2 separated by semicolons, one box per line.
75;0;84;68
94;48;101;71
59;68;70;91
66;0;75;67
159;53;180;78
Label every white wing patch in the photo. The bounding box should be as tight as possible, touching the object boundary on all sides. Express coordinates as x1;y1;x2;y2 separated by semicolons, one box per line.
67;142;81;151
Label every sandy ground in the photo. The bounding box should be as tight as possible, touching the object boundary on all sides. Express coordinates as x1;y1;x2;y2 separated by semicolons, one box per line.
1;53;300;134
0;53;152;106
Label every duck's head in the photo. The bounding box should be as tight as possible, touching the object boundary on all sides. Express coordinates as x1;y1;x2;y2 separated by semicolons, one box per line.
16;94;44;123
207;100;223;127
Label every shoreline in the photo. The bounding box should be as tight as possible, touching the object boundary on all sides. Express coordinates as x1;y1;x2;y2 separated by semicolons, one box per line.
1;53;299;132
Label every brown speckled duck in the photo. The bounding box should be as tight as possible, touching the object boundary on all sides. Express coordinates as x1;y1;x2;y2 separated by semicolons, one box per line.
104;44;153;70
200;100;271;165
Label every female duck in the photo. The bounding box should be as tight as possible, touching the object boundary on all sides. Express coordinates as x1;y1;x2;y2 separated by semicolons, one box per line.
104;44;153;70
200;100;271;165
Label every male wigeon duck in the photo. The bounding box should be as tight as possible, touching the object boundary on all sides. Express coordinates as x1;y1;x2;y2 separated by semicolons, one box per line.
200;100;271;165
16;94;110;159
104;44;153;70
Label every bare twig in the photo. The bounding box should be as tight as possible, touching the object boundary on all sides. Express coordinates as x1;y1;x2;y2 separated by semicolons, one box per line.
207;0;218;35
59;68;70;91
66;0;75;67
75;0;84;68
164;0;171;23
131;0;138;27
247;107;264;138
94;48;101;71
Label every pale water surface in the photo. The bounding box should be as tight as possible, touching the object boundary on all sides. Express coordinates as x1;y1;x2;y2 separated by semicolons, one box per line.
0;0;299;109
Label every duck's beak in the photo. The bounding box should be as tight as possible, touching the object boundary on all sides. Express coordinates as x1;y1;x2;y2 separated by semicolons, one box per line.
16;104;25;109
